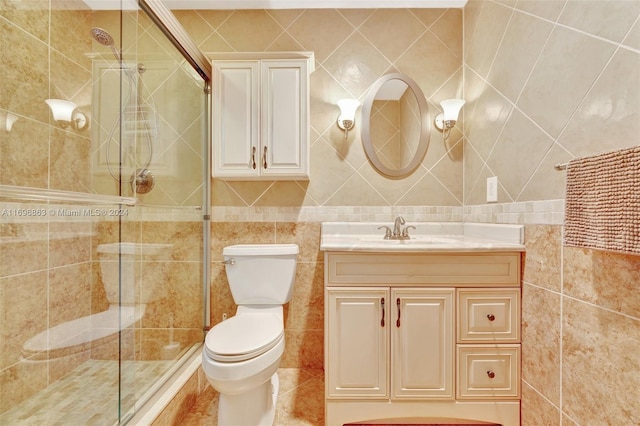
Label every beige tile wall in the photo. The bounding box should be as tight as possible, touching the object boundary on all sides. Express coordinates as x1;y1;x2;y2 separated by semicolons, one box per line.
464;0;640;205
0;2;92;191
0;2;96;412
177;6;465;376
465;1;640;424
179;5;640;425
175;8;464;208
522;226;640;425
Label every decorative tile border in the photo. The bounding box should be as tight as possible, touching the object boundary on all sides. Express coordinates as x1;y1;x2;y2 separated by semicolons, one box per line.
210;200;565;225
463;200;565;225
2;200;565;225
210;206;464;223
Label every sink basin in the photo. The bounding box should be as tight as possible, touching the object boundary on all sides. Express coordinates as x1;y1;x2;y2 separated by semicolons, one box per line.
320;222;525;252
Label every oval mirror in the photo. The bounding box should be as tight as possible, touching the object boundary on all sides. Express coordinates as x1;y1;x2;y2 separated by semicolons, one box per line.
361;73;431;178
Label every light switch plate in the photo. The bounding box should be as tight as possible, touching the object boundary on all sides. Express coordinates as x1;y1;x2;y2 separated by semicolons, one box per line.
487;176;498;203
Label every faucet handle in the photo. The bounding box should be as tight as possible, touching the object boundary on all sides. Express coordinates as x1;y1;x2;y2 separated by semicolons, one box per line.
378;226;392;239
402;225;416;238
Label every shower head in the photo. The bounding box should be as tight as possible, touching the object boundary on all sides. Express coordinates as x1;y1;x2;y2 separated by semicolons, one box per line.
91;27;114;46
91;27;122;62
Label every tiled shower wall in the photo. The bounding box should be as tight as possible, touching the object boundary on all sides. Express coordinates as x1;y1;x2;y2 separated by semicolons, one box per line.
464;1;640;424
0;3;95;412
0;3;206;414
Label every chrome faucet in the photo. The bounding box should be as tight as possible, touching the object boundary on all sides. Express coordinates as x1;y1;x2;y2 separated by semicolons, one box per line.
379;216;414;240
393;216;405;238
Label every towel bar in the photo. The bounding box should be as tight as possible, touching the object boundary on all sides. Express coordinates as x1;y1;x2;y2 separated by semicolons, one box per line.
554;162;568;170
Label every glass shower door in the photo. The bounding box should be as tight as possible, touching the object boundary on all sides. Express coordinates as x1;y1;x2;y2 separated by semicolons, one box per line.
0;1;208;424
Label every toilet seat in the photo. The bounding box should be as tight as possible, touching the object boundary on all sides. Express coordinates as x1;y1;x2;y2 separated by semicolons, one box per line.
205;313;283;362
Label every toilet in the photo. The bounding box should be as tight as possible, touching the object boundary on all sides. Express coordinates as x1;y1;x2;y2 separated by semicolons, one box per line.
202;243;299;426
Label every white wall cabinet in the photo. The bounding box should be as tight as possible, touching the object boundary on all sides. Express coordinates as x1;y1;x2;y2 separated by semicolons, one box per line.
212;58;309;180
324;251;522;426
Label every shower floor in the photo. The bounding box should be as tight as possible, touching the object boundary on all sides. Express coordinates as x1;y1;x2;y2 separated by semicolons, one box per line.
0;359;173;425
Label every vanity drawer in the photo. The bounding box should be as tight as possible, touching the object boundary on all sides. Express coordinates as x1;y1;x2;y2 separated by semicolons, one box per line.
325;252;521;287
457;345;520;399
457;289;520;343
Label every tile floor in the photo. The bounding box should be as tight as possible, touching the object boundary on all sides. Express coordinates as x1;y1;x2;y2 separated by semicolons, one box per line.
181;368;325;425
180;369;493;426
0;360;173;425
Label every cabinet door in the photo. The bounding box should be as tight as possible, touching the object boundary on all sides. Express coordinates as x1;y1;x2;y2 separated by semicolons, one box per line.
326;288;389;398
260;60;308;179
212;61;260;178
391;288;454;399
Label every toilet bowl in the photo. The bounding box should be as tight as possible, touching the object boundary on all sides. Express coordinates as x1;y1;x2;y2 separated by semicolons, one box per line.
202;244;298;426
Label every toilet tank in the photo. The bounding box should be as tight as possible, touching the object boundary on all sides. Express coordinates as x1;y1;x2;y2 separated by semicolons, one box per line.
223;244;299;305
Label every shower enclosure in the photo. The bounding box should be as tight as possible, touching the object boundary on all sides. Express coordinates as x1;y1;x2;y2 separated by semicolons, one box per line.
0;1;210;423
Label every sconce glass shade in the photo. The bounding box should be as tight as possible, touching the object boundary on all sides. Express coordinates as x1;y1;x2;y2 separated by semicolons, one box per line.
2;111;19;132
45;99;86;130
45;99;77;122
434;98;465;135
337;98;360;124
440;99;465;122
337;98;360;139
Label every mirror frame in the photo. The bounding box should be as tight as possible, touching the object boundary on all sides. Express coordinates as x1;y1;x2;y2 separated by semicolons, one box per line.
361;73;431;178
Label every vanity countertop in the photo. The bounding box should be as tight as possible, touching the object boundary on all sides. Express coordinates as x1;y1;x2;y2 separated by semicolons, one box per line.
320;222;525;253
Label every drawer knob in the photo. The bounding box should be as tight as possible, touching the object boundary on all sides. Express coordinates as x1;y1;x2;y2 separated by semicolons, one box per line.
487;314;496;321
487;370;495;379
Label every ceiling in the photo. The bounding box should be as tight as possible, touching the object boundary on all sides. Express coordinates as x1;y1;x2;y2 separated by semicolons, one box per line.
82;0;467;10
162;0;468;8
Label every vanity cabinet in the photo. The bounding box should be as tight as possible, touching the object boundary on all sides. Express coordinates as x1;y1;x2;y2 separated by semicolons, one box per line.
212;58;309;180
324;251;522;426
326;288;453;399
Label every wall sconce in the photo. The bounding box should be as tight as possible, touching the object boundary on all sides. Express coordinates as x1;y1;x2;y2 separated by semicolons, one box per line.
336;98;360;139
434;98;465;140
45;99;87;130
1;111;19;132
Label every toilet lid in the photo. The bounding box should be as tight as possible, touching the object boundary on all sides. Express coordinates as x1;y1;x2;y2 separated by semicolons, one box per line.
205;313;283;362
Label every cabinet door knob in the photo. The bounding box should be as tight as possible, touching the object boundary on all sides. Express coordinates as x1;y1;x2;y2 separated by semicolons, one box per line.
380;297;385;327
487;370;495;379
487;314;495;321
396;298;401;327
